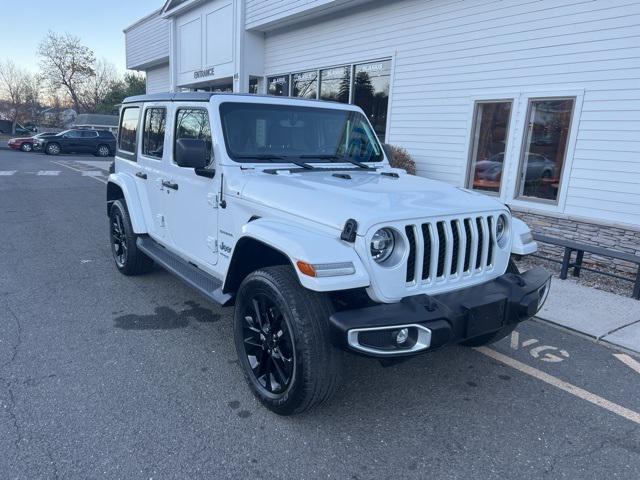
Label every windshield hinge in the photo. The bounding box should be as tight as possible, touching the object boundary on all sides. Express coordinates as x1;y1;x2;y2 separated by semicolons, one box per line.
341;219;358;243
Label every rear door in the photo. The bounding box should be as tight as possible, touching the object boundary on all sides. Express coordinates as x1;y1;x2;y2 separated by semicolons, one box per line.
138;104;170;240
116;104;163;239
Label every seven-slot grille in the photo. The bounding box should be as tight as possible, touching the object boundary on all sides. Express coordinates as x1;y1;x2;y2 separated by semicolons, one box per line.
405;215;498;284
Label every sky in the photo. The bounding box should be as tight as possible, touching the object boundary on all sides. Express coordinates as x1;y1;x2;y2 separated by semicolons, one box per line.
0;0;162;74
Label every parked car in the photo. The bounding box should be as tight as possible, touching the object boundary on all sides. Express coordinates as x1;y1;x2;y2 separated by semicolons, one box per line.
107;92;549;415
475;152;556;182
37;129;116;157
7;133;49;152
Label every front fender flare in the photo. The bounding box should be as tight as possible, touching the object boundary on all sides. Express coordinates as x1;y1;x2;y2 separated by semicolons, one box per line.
238;219;370;292
107;173;147;234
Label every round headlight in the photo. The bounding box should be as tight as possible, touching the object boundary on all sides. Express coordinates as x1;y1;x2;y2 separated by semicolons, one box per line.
496;214;508;247
370;228;395;263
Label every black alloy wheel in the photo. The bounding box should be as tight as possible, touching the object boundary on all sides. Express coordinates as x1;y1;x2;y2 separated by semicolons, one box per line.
234;266;342;415
110;208;128;268
241;293;295;395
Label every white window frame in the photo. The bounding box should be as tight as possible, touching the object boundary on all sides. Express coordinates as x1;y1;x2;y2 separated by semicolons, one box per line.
465;89;583;213
464;95;519;200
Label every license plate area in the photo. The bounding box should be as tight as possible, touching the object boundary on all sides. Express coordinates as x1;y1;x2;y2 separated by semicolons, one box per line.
463;293;507;338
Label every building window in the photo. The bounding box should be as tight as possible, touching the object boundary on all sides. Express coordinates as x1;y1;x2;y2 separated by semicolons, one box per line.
175;108;212;165
267;75;289;96
353;60;391;142
118;107;140;154
249;77;260;94
142;108;166;159
319;66;350;103
292;70;318;99
266;59;392;141
517;98;575;202
467;101;513;194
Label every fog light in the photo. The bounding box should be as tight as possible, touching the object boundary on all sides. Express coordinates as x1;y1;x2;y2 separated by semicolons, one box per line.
396;328;409;345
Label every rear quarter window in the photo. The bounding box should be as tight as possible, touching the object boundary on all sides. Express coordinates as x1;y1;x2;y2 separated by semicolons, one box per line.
118;107;140;154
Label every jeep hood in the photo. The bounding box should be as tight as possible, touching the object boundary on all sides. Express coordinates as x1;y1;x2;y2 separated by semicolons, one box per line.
239;169;507;233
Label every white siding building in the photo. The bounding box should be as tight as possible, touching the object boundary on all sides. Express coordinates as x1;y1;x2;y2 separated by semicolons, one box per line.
124;0;640;275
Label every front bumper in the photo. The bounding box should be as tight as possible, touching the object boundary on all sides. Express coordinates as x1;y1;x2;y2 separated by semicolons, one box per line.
329;267;551;357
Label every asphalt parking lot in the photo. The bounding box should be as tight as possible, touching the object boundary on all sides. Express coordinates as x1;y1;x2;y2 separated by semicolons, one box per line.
1;147;640;479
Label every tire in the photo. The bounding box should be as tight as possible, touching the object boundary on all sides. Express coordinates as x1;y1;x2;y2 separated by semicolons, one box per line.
460;257;520;347
109;200;154;275
234;265;342;415
20;143;33;152
45;143;61;155
96;144;110;157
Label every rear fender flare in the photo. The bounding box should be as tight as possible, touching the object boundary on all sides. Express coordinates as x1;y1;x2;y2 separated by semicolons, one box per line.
107;173;147;234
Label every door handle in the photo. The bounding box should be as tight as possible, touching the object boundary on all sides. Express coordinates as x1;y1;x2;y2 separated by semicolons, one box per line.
135;171;147;179
162;180;178;190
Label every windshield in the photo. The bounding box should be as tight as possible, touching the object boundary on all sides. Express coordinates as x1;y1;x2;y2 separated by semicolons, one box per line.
219;102;383;164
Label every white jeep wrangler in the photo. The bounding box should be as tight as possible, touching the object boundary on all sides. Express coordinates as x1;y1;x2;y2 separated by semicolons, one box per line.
108;92;550;415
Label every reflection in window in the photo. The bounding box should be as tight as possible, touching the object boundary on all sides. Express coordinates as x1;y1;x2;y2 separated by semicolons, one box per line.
518;98;574;201
118;107;139;153
267;75;289;96
468;101;512;193
292;71;318;99
249;77;260;94
142;108;166;159
353;61;390;142
320;66;350;103
219;103;383;163
175;109;212;165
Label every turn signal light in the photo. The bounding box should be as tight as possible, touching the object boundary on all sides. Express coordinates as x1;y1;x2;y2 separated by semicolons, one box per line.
296;261;317;277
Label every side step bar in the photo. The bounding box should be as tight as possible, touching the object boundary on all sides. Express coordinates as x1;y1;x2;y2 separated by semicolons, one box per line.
137;236;233;306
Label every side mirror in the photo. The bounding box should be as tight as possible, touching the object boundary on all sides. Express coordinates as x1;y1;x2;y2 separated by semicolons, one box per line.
175;138;208;169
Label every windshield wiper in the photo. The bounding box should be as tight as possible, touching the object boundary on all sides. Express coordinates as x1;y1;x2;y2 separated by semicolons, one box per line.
298;154;374;170
234;154;315;170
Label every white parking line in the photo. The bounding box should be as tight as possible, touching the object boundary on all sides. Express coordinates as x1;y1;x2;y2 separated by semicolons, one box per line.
37;170;61;176
614;353;640;375
476;346;640;426
50;161;107;184
81;170;104;177
0;170;17;176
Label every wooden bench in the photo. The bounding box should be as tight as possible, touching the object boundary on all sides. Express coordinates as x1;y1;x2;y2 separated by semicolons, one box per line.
533;234;640;300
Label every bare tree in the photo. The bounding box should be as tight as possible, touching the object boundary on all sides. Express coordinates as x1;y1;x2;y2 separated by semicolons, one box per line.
38;31;95;113
0;60;29;133
80;58;118;112
22;72;43;125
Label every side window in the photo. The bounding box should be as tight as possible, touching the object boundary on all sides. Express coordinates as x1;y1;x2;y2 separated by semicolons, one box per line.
81;130;98;138
467;101;513;194
142;108;167;159
118;107;140;154
68;130;83;138
175;108;212;165
516;97;575;202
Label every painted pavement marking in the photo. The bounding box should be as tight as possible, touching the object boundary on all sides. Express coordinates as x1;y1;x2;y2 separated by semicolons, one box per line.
37;170;61;176
476;346;640;426
81;170;104;177
614;353;640;375
50;161;107;184
0;170;17;176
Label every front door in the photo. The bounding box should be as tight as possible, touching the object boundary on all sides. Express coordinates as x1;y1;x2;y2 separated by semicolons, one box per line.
162;105;219;269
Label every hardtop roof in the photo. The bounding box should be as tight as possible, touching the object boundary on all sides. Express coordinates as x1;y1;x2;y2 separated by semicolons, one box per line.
121;92;348;106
